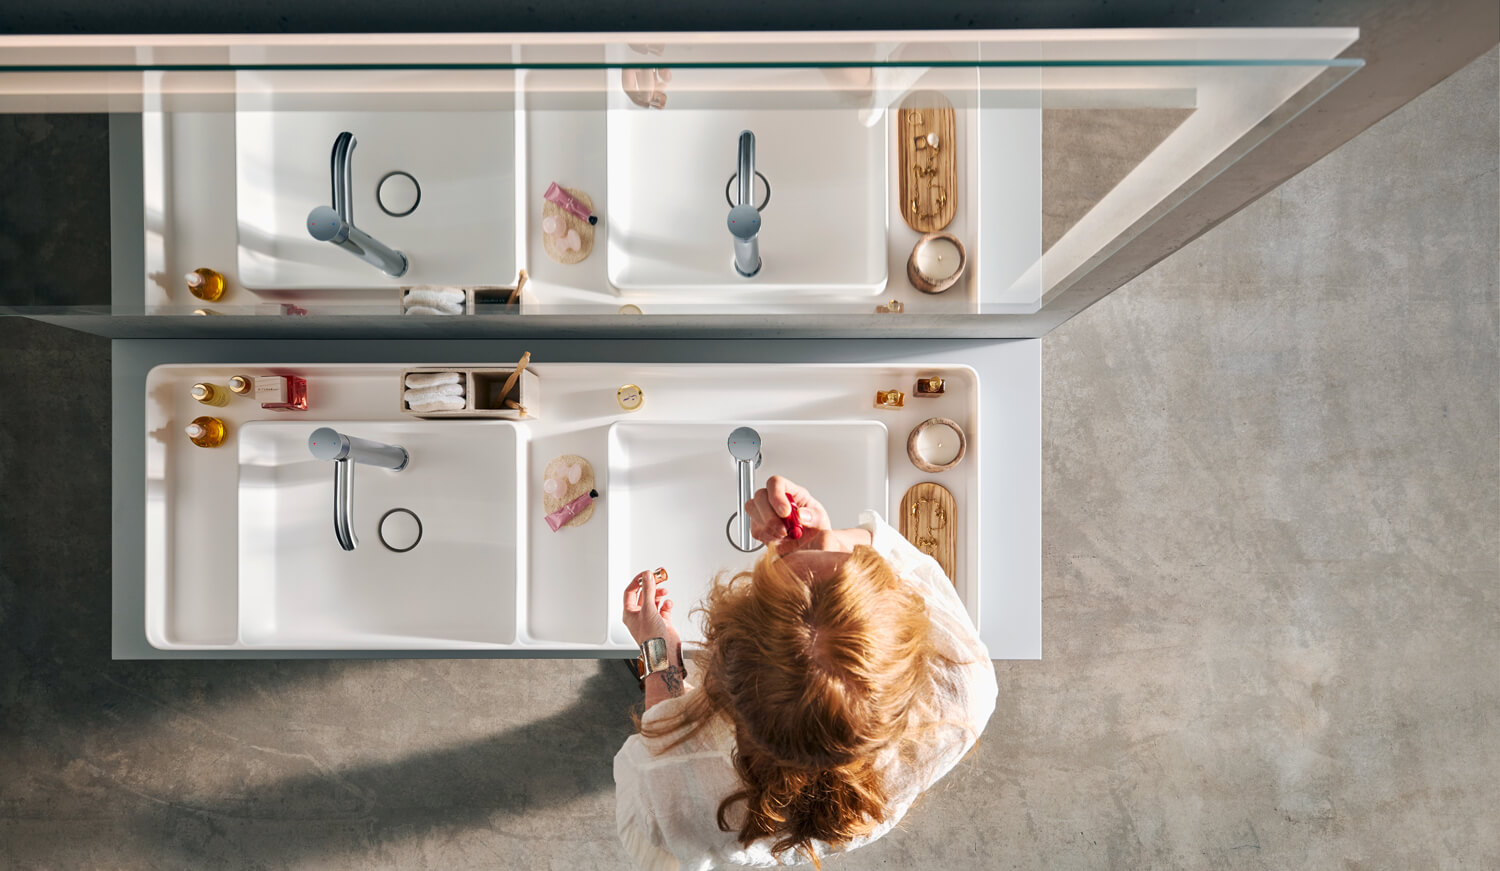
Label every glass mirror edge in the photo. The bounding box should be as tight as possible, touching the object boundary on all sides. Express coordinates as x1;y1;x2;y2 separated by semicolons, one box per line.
0;30;1364;330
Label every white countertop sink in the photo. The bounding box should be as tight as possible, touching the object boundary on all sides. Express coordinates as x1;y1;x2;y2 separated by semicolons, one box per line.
234;109;517;292
606;420;888;645
236;419;525;648
605;100;888;299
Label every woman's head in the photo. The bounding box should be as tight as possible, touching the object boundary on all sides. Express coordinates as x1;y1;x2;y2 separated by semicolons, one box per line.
705;546;931;771
643;543;942;864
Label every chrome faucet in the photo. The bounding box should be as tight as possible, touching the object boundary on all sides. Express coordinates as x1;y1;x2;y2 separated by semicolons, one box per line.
727;426;764;552
306;132;410;277
307;427;410;551
727;130;763;278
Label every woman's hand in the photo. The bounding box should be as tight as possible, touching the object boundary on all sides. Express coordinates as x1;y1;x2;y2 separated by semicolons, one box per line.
623;568;689;707
622;567;680;650
744;476;832;549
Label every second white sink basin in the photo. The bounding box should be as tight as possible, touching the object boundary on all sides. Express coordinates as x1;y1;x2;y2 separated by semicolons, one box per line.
607;421;888;645
606;105;889;298
237;420;525;648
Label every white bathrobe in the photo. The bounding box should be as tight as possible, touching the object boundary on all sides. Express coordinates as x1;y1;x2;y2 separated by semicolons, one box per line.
614;511;999;870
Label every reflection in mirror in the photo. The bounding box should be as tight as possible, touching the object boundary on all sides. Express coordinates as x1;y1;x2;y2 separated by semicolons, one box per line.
0;30;1360;328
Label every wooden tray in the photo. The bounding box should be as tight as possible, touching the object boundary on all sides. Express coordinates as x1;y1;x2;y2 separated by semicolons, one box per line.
399;272;527;314
399;367;539;419
897;92;957;233
900;482;957;583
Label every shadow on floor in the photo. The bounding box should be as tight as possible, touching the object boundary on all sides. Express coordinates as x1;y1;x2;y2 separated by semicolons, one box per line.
145;659;642;867
1;658;642;868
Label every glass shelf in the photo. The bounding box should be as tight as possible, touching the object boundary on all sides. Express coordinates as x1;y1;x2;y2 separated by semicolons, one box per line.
0;29;1361;336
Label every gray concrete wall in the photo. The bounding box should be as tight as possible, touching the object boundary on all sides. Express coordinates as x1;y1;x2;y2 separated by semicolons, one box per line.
0;49;1494;871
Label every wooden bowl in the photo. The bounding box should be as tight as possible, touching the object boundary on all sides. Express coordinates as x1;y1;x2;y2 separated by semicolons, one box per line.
906;417;967;473
907;233;967;294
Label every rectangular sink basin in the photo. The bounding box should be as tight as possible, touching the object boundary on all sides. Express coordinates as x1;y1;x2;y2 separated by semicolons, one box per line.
235;109;516;291
237;420;525;648
607;421;888;645
606;106;888;297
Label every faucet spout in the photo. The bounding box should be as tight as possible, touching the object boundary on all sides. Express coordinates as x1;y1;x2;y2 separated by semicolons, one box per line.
306;132;410;278
737;130;755;209
309;427;409;552
333;457;357;551
331;131;355;225
728;129;762;278
727;426;764;552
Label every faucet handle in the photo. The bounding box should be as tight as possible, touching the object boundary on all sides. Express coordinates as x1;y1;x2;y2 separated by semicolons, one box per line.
727;426;762;463
727;203;761;241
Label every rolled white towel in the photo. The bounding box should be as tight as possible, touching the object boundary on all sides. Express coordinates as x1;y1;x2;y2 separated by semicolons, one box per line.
405;372;462;389
404;286;465;302
404;384;465;404
408;396;465;412
404;287;466;305
403;304;457;316
402;301;464;316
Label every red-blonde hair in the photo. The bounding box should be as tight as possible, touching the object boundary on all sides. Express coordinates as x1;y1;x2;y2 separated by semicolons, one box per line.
639;546;960;867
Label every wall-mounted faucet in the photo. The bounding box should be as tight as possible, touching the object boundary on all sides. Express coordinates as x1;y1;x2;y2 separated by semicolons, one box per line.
306;132;410;278
727;130;763;278
727;426;764;552
307;427;410;551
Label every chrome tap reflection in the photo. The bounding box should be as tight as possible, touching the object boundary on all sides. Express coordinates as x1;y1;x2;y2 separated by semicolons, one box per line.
306;132;410;277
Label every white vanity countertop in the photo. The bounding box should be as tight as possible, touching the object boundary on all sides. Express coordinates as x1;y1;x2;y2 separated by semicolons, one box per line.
112;337;1040;660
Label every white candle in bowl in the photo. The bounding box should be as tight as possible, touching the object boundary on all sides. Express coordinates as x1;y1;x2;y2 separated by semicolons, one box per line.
916;423;961;466
915;238;961;281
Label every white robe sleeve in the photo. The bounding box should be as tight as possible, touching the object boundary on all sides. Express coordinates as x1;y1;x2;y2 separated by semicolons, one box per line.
614;736;683;871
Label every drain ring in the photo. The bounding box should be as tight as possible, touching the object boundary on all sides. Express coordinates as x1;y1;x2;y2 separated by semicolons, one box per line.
726;512;766;553
378;507;423;553
724;171;771;212
376;171;422;218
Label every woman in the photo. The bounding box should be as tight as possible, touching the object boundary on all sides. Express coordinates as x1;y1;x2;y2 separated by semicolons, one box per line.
615;476;997;870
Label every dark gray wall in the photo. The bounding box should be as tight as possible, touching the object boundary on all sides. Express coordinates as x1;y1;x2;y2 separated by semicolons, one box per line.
0;0;1432;34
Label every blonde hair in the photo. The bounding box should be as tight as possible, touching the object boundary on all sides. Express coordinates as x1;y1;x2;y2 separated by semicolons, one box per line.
639;546;960;867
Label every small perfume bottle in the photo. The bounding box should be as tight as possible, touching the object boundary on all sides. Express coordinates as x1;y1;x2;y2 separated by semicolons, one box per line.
191;382;229;406
255;374;308;411
228;375;254;396
185;267;226;302
185;416;227;448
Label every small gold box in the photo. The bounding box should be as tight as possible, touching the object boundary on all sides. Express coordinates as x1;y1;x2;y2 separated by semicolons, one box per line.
875;389;906;409
915;377;945;397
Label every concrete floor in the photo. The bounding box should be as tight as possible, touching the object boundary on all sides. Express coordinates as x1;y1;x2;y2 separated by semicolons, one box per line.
1;49;1495;870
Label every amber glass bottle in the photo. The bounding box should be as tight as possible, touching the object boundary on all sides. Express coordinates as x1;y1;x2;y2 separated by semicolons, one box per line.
191;383;229;406
185;416;227;448
185;267;226;302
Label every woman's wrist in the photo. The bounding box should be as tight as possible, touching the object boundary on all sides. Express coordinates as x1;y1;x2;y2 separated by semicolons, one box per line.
644;663;686;698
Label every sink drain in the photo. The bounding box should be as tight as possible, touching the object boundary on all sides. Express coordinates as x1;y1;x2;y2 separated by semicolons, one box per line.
379;507;423;553
726;512;766;554
377;171;421;218
724;171;771;211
